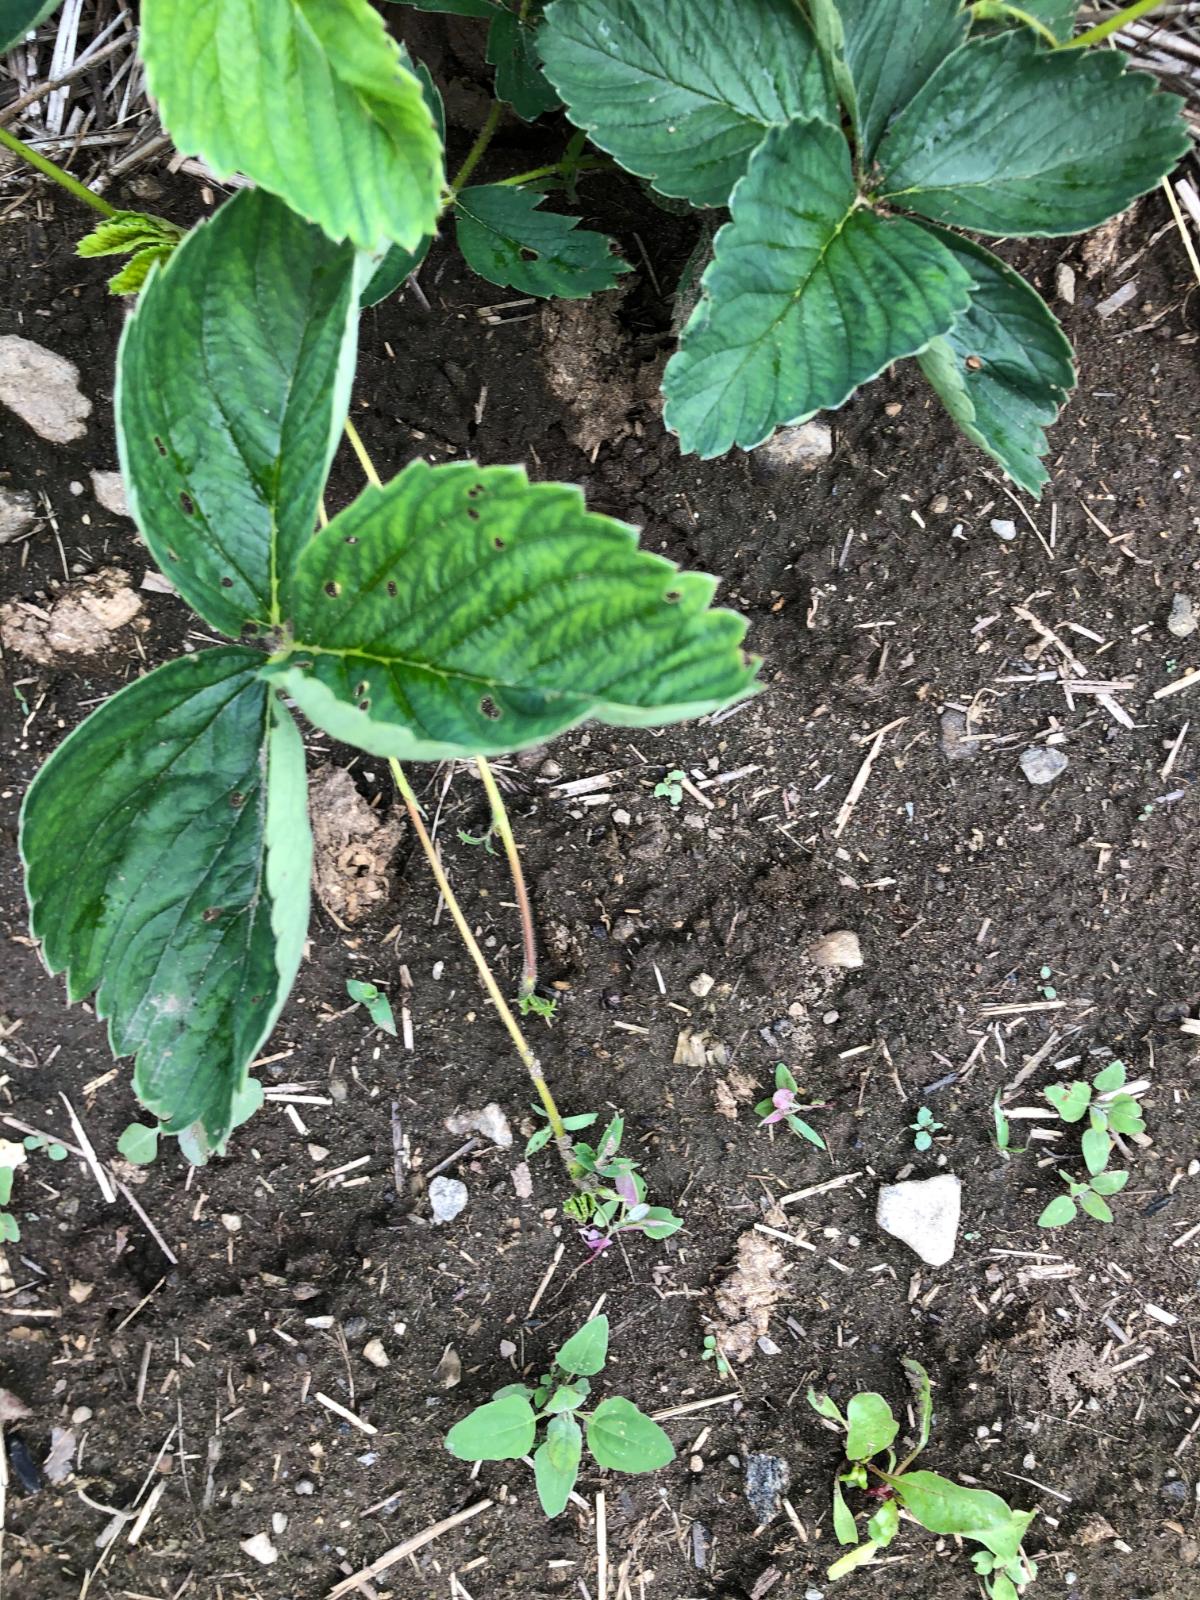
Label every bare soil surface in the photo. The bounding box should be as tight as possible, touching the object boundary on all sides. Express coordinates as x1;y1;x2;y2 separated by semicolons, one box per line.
2;26;1200;1599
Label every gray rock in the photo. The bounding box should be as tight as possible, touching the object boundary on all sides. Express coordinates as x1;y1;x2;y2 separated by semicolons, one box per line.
0;487;36;544
745;1452;791;1526
1161;1478;1188;1507
1168;593;1197;640
755;419;832;473
0;335;91;442
939;709;976;762
429;1175;469;1225
991;518;1017;541
90;470;130;519
1019;746;1069;786
876;1174;961;1267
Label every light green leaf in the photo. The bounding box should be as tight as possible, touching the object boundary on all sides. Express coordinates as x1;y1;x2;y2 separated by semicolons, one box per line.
1106;1096;1145;1136
914;225;1075;496
0;1212;18;1244
116;187;360;636
77;209;186;294
0;0;60;53
361;48;444;308
487;9;559;119
117;1123;160;1165
902;1356;933;1460
141;0;444;252
867;1496;900;1546
808;1388;847;1427
539;0;835;208
1091;1059;1126;1093
1081;1124;1111;1177
1079;1190;1114;1223
786;1115;827;1151
877;28;1189;237
828;1540;881;1579
587;1397;675;1473
456;184;629;298
346;979;398;1034
1037;1193;1077;1228
663;117;973;457
20;649;311;1148
846;1393;899;1461
544;1382;589;1414
1090;1168;1129;1197
0;1170;13;1206
1045;1080;1091;1123
535;1413;583;1516
974;0;1077;42
833;1477;859;1545
445;1393;538;1460
638;1207;684;1240
893;1471;1034;1561
814;0;968;158
273;460;758;760
555;1315;609;1376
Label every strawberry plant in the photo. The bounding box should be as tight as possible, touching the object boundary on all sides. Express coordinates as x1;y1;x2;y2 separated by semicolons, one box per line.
12;7;758;1164
538;0;1189;492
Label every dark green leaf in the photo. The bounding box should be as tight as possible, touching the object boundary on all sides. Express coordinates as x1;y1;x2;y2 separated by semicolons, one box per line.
914;225;1074;496
833;1477;859;1545
555;1315;609;1376
273;461;759;760
586;1397;675;1473
117;1123;160;1165
814;0;967;158
21;648;311;1148
445;1393;538;1460
1078;1190;1113;1223
1081;1124;1110;1176
383;0;498;13
488;9;558;119
846;1392;899;1461
0;0;60;53
539;0;836;207
360;49;444;308
534;1413;583;1516
1091;1059;1126;1093
1090;1168;1129;1198
141;0;443;251
877;29;1189;237
1037;1193;1076;1228
867;1497;900;1546
1045;1080;1091;1123
663;117;973;457
902;1356;933;1460
117;188;360;636
893;1471;1034;1561
456;184;628;298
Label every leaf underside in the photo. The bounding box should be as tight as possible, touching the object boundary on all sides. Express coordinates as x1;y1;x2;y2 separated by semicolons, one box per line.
916;224;1075;497
140;0;444;251
273;460;759;760
539;0;835;207
662;117;974;457
877;29;1189;237
0;0;60;53
116;187;360;635
455;184;629;298
20;648;311;1147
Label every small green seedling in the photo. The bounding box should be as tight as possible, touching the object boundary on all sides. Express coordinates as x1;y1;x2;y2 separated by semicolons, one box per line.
1038;1167;1128;1229
1044;1059;1145;1176
909;1105;944;1152
518;991;558;1022
991;1093;1026;1159
653;768;685;807
456;826;497;852
808;1358;1036;1596
701;1333;733;1380
345;979;397;1037
0;1134;69;1243
527;1110;683;1257
117;1123;160;1166
22;1133;68;1162
755;1063;827;1150
445;1314;675;1516
1037;966;1057;1001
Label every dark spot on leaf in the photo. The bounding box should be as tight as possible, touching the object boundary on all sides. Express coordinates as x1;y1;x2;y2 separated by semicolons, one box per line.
467;508;480;521
220;576;234;588
479;695;501;720
153;436;167;456
467;484;484;498
493;537;505;550
166;549;179;562
355;680;369;697
201;907;223;923
358;699;371;711
965;354;983;370
386;580;398;597
324;581;340;597
250;994;263;1005
519;248;539;262
179;491;195;516
229;791;245;808
664;589;681;604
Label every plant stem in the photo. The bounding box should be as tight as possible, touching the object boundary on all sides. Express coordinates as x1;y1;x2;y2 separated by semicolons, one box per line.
1064;0;1166;47
0;125;116;218
344;417;382;488
474;756;539;1002
497;155;616;188
449;100;504;196
389;759;578;1177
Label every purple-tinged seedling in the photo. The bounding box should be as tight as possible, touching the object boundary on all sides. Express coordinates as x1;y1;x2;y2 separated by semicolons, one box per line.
755;1064;826;1150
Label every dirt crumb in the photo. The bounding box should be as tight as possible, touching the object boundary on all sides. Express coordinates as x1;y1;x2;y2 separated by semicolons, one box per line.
711;1227;790;1365
1044;1338;1118;1409
0;567;143;664
308;766;403;925
541;292;636;458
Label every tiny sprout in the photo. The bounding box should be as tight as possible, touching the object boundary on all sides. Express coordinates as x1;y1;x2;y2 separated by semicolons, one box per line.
345;978;397;1035
755;1063;826;1150
518;991;558;1022
653;768;685;806
909;1105;944;1152
23;1132;68;1161
991;1093;1026;1159
701;1333;733;1379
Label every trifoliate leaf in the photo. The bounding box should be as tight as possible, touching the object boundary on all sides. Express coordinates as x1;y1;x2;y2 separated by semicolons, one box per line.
586;1397;675;1472
487;9;558;119
116;188;360;635
20;648;311;1148
141;0;444;251
0;0;61;53
534;1413;583;1516
456;184;629;298
662;117;973;458
915;225;1074;497
445;1393;538;1460
877;29;1189;237
273;460;758;760
539;0;836;207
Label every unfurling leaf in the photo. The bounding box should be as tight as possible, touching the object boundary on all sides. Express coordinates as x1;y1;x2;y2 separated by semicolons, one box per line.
445;1393;538;1460
586;1397;675;1472
76;210;186;295
456;185;629;298
534;1413;583;1516
346;980;398;1035
662;118;973;457
845;1392;899;1461
892;1470;1034;1562
554;1315;610;1376
272;461;759;761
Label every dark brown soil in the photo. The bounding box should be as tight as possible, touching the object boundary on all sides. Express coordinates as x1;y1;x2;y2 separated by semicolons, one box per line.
2;27;1200;1600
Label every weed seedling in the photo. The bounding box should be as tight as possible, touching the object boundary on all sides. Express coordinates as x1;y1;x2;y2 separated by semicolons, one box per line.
909;1105;945;1152
653;769;685;807
117;1124;160;1166
991;1093;1026;1159
755;1063;827;1150
1044;1058;1145;1175
700;1333;733;1380
808;1358;1036;1595
562;1115;683;1256
345;979;398;1037
1038;1167;1129;1229
445;1314;674;1515
0;1134;69;1243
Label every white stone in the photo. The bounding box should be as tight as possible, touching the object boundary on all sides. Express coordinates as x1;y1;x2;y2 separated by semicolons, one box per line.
1168;593;1197;639
429;1175;468;1224
239;1533;278;1566
445;1103;512;1148
0;487;36;544
362;1337;389;1368
809;930;863;970
756;418;832;472
0;335;91;442
1020;747;1069;786
689;971;715;997
876;1174;961;1267
91;470;131;519
991;519;1017;541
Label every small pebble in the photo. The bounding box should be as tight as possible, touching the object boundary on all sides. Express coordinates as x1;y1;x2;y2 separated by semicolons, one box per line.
71;1406;92;1425
220;1213;242;1233
809;930;863;969
991;518;1017;541
1019;747;1069;786
1055;261;1076;304
1168;593;1197;639
363;1338;389;1369
429;1175;469;1224
939;708;976;762
689;972;715;998
271;1512;288;1535
294;1479;315;1496
928;493;949;515
1161;1478;1189;1507
239;1533;278;1566
689;1453;704;1473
